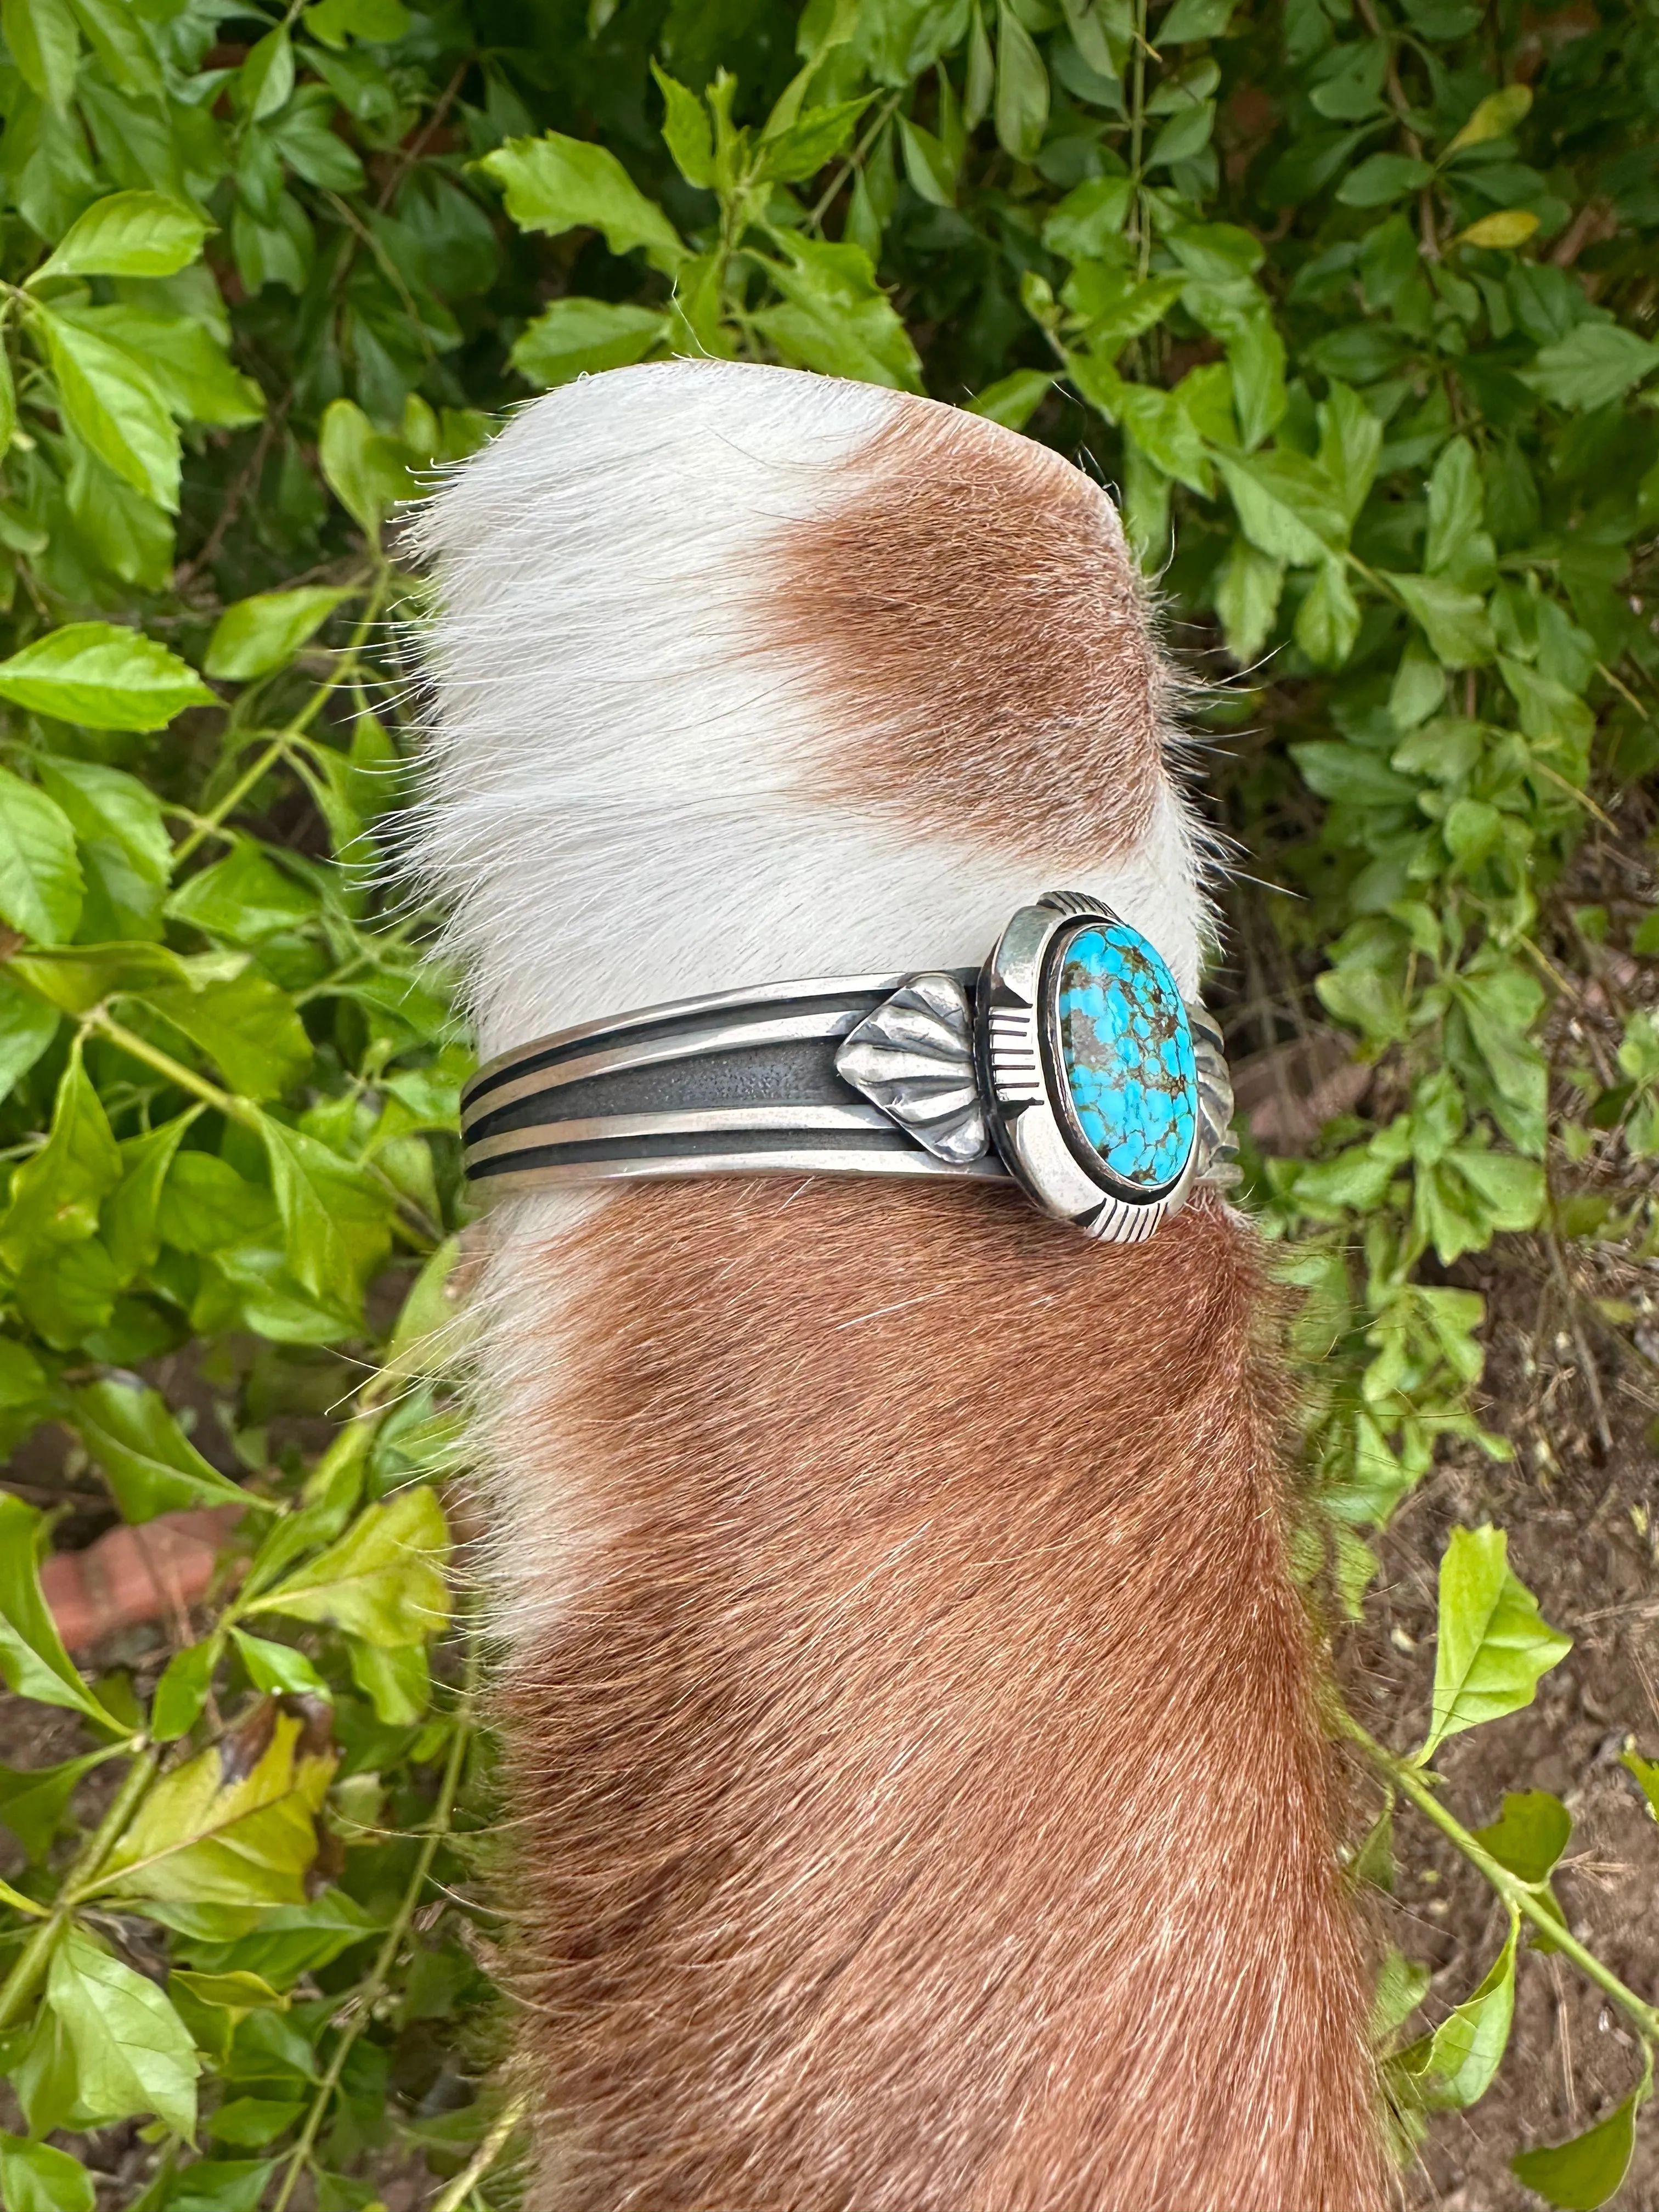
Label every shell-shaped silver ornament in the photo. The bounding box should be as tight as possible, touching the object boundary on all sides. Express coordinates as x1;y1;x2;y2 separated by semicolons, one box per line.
834;972;989;1165
1188;1000;1240;1188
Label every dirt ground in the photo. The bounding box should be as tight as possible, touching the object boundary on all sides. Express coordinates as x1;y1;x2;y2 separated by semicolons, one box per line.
1336;1238;1659;2212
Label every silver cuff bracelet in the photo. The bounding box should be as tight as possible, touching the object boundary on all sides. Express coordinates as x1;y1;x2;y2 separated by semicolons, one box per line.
460;890;1236;1243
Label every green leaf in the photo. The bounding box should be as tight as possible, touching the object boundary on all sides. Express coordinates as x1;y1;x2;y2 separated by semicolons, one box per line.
0;1751;103;1862
39;758;166;889
1446;82;1531;154
509;298;670;389
1445;1143;1545;1232
75;1378;256;1522
256;1114;394;1310
2;0;78;110
347;1637;428;1724
1116;377;1212;494
0;622;212;731
59;305;264;428
1042;176;1132;259
1214;535;1284;665
1472;1789;1571;1883
481;132;684;271
204;588;352;682
1221;307;1286;450
166;843;318;944
93;1699;335;1907
0;2134;95;2212
151;1638;219;1743
0;1051;119;1266
0;770;81;944
1215;448;1347;565
1622;1743;1659;1820
136;1891;381;1990
1512;2096;1640;2210
1065;268;1187;355
1160;0;1231;33
0;1495;119;1724
1393;1919;1517;2111
317;398;415;544
1385;571;1496;668
239;26;294;121
31;1927;198;2137
156;1148;278;1255
1338;153;1435;207
246;1486;449;1647
1317;380;1383;522
995;3;1049;162
1521;323;1659;411
205;2097;306;2148
1498;655;1595;754
1149;99;1216;167
752;232;922;390
0;972;56;1103
66;0;161;94
1372;1946;1430;2040
652;61;713;187
1425;436;1485;575
1295;555;1362;669
1457;207;1539;250
103;1111;192;1281
964;369;1054;428
762;95;872;184
33;304;180;511
1420;1524;1571;1759
1292;740;1415;806
230;1627;331;1701
306;0;409;42
32;191;208;282
899;115;955;206
147;968;313;1099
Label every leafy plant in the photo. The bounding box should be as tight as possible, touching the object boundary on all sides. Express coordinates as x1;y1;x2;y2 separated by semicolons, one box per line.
0;0;1652;2204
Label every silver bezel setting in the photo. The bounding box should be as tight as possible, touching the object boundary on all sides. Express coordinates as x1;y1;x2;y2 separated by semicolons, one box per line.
974;890;1202;1243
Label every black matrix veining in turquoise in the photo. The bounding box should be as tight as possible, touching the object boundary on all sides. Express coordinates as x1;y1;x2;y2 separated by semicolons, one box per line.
1054;921;1197;1189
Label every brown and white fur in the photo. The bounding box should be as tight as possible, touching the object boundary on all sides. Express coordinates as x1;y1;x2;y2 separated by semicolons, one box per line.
410;359;1388;2212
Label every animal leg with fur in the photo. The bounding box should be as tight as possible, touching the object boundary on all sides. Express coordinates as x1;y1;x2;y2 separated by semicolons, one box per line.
411;359;1387;2212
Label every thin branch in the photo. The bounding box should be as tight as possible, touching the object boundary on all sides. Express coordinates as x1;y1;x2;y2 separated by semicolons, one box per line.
425;2088;530;2212
1344;1713;1659;2044
269;1611;482;2212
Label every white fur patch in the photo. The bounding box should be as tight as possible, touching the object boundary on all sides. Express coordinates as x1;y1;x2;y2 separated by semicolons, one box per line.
407;358;1209;1064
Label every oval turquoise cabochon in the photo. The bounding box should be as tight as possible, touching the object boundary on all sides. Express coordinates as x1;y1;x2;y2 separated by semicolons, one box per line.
1052;920;1198;1190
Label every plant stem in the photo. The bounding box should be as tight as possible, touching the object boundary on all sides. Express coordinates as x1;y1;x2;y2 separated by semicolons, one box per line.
85;1010;257;1131
172;736;296;866
174;566;388;866
0;1746;157;2032
267;1613;481;2212
1130;0;1149;273
807;93;902;229
427;2087;531;2212
1344;1713;1659;2043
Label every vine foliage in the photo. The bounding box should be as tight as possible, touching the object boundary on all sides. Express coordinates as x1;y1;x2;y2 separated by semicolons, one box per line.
0;0;1653;2205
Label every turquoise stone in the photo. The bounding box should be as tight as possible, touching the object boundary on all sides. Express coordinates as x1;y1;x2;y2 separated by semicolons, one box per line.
1054;921;1197;1189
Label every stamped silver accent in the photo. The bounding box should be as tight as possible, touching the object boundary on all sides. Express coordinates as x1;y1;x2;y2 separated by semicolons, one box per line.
834;973;989;1165
1189;1001;1241;1189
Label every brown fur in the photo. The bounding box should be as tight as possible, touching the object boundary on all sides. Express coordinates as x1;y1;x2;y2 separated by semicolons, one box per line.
767;403;1171;867
495;1180;1387;2212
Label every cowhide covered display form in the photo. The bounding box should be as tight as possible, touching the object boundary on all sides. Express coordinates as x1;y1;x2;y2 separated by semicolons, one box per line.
409;359;1387;2212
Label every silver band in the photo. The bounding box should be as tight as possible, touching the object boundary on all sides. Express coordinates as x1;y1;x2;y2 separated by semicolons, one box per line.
461;893;1237;1241
460;975;1008;1197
